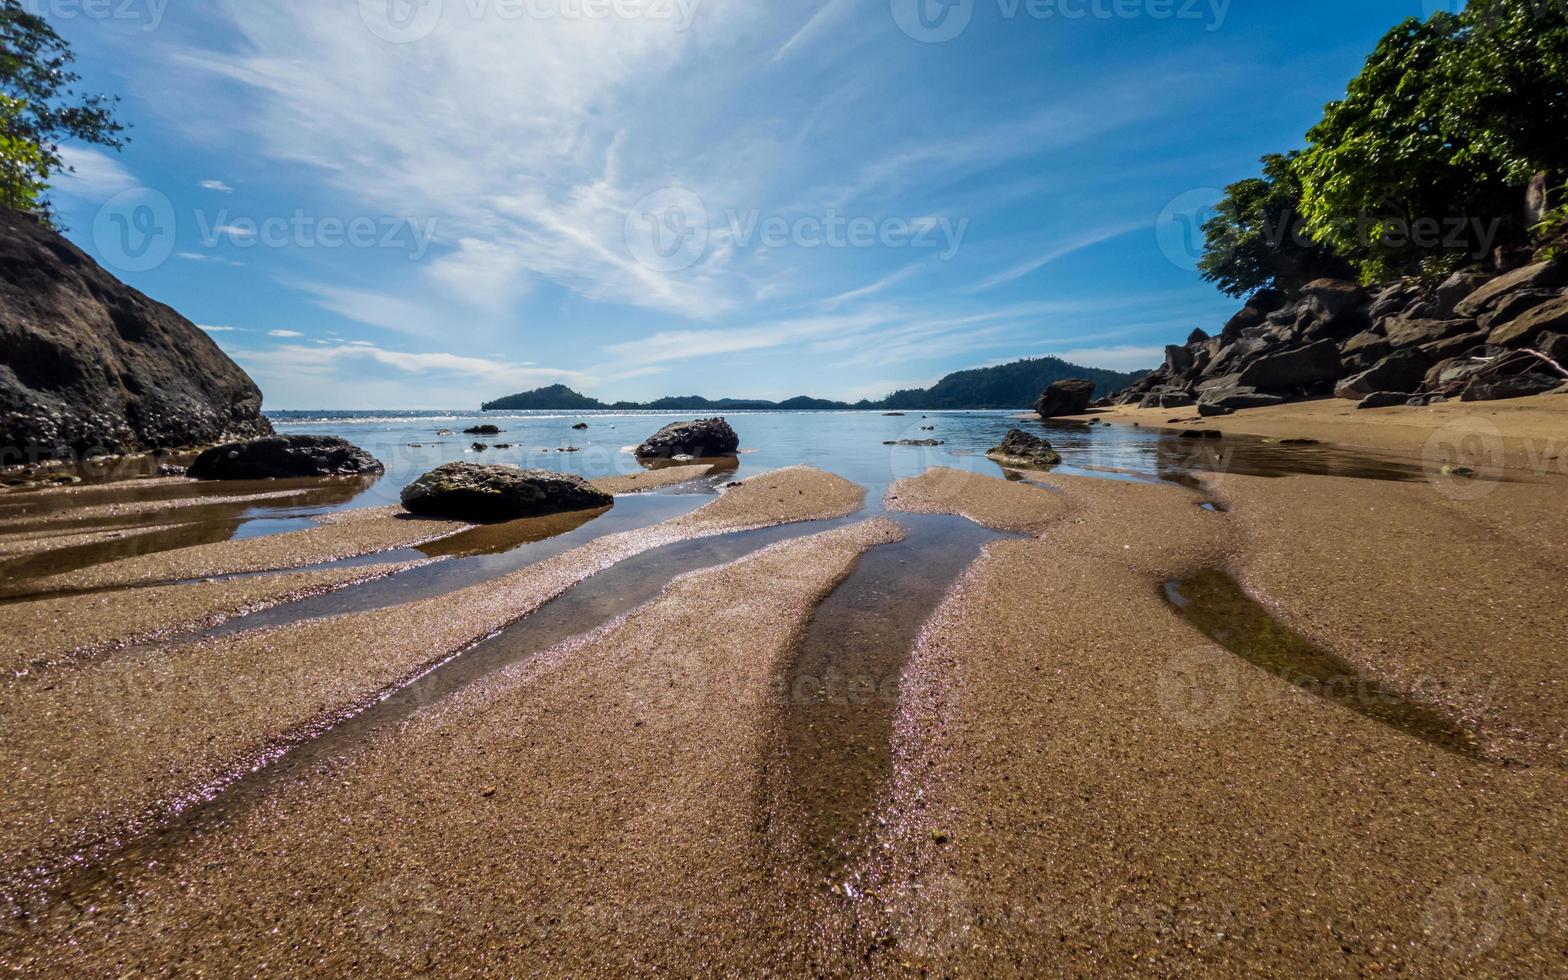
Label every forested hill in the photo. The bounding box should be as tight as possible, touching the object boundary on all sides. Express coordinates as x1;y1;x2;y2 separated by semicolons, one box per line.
874;357;1144;410
480;356;1147;411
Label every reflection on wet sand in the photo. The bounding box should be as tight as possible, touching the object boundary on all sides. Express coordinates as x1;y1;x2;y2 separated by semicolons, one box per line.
773;513;1011;886
1164;569;1484;758
416;507;612;559
0;479;377;589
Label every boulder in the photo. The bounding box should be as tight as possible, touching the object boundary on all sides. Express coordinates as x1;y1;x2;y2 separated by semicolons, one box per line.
1455;260;1568;318
189;435;384;481
401;463;613;522
1186;328;1211;345
1435;271;1491;316
1461;373;1564;402
1487;295;1568;348
885;439;944;447
0;206;272;460
1234;339;1342;391
464;424;503;435
1418;330;1489;362
1478;289;1558;331
634;417;740;458
1383;317;1477;349
1140;388;1196;409
1164;345;1195;375
1356;391;1412;410
1302;279;1369;321
1035;379;1097;418
1369;281;1421;321
1197;386;1284;416
986;429;1062;469
1335;349;1438;400
1539;332;1568;365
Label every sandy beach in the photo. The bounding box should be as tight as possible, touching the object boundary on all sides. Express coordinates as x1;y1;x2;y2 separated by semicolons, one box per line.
0;403;1565;976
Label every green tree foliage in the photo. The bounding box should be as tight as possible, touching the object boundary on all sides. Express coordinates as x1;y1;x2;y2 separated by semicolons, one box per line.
0;1;126;222
1198;152;1352;298
1293;0;1568;281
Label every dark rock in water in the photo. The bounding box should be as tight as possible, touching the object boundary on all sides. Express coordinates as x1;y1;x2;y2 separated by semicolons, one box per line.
189;435;384;480
571;422;590;430
885;439;944;447
1197;386;1284;416
1461;373;1563;402
1178;429;1223;440
1455;260;1567;318
471;442;489;452
1235;340;1341;391
157;464;188;477
0;206;272;460
1335;349;1437;400
986;428;1061;468
464;424;503;435
635;417;740;458
401;463;613;522
1357;391;1413;410
1487;295;1568;348
883;412;906;417
1035;378;1096;418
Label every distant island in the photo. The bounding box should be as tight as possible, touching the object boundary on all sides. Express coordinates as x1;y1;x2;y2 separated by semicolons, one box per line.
481;357;1146;412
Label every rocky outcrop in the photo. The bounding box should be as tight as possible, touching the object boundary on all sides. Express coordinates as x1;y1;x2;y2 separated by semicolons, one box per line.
464;425;502;435
1034;379;1096;418
189;435;384;480
1114;262;1568;410
400;463;613;522
634;418;740;459
0;207;272;460
986;429;1061;468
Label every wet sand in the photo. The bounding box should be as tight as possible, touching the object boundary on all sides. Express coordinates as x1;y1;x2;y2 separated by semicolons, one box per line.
0;505;467;597
2;519;903;976
0;560;423;675
1078;391;1568;474
2;411;1566;975
870;466;1568;975
0;466;864;906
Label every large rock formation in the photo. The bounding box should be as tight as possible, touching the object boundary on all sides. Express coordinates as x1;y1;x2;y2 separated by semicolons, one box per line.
634;418;740;458
1034;379;1096;418
401;463;613;522
0;207;272;460
1113;263;1568;409
189;435;384;481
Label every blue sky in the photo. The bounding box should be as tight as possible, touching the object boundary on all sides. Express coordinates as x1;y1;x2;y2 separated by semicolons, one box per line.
44;0;1449;409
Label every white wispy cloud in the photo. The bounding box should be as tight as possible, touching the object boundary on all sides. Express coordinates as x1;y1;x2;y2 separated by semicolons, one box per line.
201;179;235;192
969;223;1144;293
55;146;138;200
267;329;304;338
